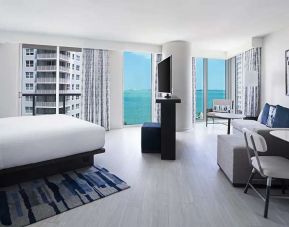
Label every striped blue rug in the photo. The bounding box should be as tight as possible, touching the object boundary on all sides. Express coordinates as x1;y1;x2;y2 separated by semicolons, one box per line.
0;165;129;227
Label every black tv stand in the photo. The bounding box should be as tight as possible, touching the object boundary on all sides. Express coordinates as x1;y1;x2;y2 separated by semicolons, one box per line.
156;96;181;160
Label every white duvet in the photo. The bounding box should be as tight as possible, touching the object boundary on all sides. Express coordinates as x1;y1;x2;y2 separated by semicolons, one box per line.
0;114;105;170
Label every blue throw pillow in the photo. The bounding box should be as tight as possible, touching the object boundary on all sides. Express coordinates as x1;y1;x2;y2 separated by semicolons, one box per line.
260;103;270;125
266;106;276;128
272;105;289;128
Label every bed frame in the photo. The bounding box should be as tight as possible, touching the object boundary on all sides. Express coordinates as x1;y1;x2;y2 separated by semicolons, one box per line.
0;148;105;187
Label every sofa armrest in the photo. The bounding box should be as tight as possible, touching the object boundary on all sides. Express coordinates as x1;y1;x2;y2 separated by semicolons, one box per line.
256;128;289;158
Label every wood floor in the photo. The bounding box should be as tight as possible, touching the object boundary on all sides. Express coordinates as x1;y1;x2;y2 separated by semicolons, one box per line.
32;123;289;227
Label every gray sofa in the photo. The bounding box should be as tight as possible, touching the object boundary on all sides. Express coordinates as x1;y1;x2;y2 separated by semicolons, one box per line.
217;119;289;185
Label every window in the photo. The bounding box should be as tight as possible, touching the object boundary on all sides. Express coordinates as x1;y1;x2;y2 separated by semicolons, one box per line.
194;58;226;120
72;104;74;110
25;107;33;113
76;55;80;61
26;83;33;90
207;59;225;109
76;84;80;90
196;58;204;120
76;75;80;80
72;96;74;100
26;48;34;55
25;72;33;78
72;84;74;90
26;60;34;67
25;96;33;101
76;96;79;100
21;45;82;118
76;104;79;109
72;64;75;70
76;113;79;118
76;65;80;71
123;51;152;125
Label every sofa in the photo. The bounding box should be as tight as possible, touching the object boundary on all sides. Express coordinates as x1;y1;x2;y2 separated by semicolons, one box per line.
217;103;289;185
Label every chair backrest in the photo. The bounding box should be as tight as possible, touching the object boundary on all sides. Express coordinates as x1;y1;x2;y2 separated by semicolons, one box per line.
213;99;232;106
243;128;267;176
243;128;267;153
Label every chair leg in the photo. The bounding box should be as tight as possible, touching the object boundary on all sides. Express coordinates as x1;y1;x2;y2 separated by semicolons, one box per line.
264;177;272;218
244;169;255;194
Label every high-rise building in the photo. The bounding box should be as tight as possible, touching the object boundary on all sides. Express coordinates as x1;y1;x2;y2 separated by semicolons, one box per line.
21;47;82;118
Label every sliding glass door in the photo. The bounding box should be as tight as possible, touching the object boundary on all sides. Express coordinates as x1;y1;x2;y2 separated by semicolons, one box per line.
195;58;226;121
123;51;152;125
207;59;226;109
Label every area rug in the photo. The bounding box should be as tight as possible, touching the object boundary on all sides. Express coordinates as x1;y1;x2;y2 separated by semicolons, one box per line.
0;165;129;227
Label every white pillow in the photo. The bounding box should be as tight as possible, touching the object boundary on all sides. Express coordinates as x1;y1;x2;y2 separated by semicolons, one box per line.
257;110;263;122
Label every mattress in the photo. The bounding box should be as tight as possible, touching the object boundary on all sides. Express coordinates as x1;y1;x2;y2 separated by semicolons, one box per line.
0;114;105;170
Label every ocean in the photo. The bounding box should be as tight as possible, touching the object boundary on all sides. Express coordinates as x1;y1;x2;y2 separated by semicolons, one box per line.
124;89;225;125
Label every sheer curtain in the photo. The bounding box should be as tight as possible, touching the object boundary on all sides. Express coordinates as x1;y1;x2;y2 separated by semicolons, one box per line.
192;57;196;123
227;47;261;117
243;48;261;117
81;49;110;130
153;53;162;123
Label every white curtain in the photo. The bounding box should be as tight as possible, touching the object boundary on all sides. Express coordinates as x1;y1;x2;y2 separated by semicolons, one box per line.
192;57;196;123
81;49;110;130
242;48;261;117
153;53;162;123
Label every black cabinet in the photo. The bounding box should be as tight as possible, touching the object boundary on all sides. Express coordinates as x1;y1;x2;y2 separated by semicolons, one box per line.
156;96;181;160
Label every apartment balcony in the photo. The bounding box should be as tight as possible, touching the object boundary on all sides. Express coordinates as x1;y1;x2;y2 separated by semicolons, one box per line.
37;53;57;59
36;53;70;62
35;89;81;94
36;65;70;73
35;102;63;108
36;78;70;84
36;65;57;71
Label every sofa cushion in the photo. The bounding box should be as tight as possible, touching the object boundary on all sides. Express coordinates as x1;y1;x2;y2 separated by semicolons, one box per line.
266;105;276;128
260;103;270;125
272;105;289;128
232;119;268;133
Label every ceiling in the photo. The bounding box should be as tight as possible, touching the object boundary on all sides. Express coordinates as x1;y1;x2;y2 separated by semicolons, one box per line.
1;0;289;51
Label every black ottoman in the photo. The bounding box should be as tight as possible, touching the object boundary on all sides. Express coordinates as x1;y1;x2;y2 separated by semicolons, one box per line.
141;122;161;153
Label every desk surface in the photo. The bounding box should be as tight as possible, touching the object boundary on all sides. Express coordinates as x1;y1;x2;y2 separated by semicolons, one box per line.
156;96;181;103
270;130;289;142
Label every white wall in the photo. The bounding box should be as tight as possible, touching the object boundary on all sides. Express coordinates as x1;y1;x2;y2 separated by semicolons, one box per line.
109;51;123;129
0;43;20;117
162;41;193;131
262;27;289;107
0;30;161;54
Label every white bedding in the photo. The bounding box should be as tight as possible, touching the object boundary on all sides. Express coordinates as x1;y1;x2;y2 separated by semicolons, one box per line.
0;115;105;170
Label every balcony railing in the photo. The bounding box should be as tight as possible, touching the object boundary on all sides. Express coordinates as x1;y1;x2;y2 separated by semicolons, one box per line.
22;93;81;115
37;53;57;59
36;78;70;84
36;65;70;72
36;65;57;71
36;53;70;61
35;102;63;108
35;89;81;94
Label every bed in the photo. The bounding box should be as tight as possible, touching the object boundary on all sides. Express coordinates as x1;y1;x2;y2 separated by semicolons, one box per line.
0;114;105;186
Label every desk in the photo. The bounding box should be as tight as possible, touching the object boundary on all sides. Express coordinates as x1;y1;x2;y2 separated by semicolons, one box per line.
156;96;181;160
270;130;289;142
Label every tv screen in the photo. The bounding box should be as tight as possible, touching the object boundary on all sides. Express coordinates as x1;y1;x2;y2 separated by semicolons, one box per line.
158;56;172;93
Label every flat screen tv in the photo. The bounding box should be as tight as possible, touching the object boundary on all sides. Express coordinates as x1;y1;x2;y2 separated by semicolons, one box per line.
158;56;172;97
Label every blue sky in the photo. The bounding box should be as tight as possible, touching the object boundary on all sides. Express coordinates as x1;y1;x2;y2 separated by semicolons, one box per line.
196;58;225;90
124;52;152;90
